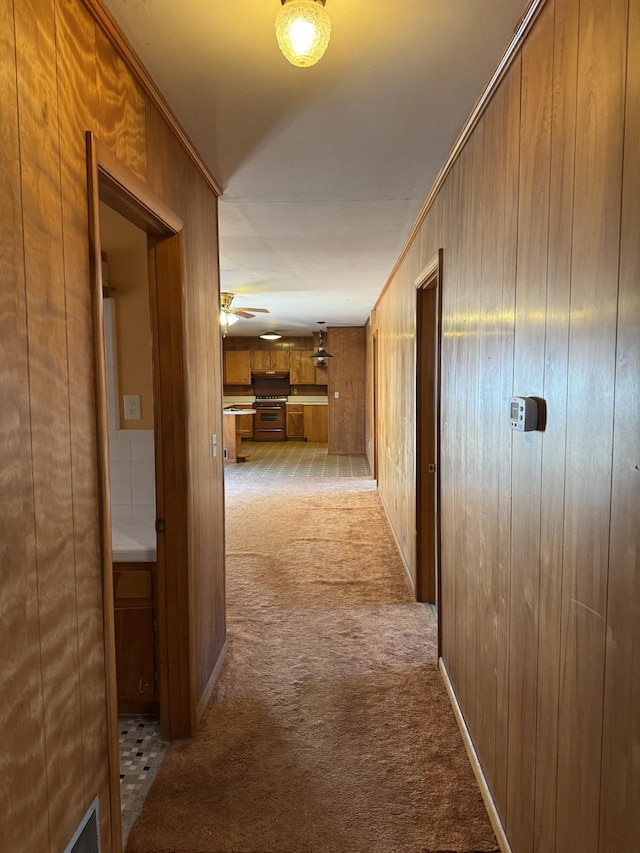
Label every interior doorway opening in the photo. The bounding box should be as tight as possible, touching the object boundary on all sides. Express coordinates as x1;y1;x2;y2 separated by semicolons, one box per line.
415;251;443;635
86;133;194;849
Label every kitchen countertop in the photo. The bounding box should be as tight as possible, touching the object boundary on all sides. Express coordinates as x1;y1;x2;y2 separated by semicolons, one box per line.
223;396;328;406
112;518;157;562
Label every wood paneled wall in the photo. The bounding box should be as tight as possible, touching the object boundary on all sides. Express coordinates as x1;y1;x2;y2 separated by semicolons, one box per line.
0;0;225;850
327;327;366;454
370;0;639;850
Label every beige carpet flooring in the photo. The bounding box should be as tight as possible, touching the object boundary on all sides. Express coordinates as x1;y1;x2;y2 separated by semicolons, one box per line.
126;476;498;853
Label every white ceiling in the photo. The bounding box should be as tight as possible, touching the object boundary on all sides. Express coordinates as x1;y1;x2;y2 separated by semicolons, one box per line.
103;0;529;336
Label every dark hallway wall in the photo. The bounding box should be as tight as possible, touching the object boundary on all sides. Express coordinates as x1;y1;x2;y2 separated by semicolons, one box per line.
371;0;639;850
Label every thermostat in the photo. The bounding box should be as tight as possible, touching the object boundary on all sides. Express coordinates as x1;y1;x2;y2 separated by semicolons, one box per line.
510;396;538;432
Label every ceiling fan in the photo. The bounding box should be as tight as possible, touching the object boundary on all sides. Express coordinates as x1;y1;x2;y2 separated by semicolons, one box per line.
220;292;269;327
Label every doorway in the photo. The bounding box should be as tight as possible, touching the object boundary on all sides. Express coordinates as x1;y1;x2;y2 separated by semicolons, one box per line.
86;133;194;846
415;251;443;623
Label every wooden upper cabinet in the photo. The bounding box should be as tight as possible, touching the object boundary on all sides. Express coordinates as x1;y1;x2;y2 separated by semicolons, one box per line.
290;350;317;384
250;350;290;371
224;350;251;384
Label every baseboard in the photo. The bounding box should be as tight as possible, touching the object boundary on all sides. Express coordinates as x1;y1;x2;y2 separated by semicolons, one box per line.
376;489;416;595
439;658;513;853
196;639;228;724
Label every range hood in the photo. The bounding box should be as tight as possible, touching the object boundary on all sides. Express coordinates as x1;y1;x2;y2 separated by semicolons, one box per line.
253;373;291;397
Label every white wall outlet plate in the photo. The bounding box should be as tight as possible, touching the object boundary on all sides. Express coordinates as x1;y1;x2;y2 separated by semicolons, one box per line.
123;394;141;420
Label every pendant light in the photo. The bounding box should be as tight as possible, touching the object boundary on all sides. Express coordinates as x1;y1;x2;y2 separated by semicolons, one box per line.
275;0;331;68
310;323;332;365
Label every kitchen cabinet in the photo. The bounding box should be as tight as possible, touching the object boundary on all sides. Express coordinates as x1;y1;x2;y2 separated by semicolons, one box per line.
250;350;290;371
224;350;251;384
113;563;158;714
286;404;305;439
303;405;328;442
236;413;253;438
289;350;317;384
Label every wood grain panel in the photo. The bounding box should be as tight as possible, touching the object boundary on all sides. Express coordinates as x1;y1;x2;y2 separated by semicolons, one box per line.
55;3;114;849
533;0;578;848
506;6;553;850
438;155;463;693
15;0;86;849
327;327;365;454
472;62;520;816
493;60;521;821
598;0;640;847
555;0;627;848
149;233;195;738
303;405;329;441
0;0;49;847
95;26;147;180
451;143;474;718
369;1;636;851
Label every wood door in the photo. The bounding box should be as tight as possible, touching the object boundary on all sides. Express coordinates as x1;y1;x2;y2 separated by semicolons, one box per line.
415;253;442;612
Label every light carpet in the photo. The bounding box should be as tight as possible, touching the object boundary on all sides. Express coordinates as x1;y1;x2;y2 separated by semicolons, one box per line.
126;477;498;853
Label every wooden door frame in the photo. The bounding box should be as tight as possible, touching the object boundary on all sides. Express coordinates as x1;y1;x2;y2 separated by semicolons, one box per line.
414;250;443;627
86;133;193;849
371;329;379;481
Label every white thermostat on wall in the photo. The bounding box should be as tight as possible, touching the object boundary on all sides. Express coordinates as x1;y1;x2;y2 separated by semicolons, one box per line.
510;396;538;432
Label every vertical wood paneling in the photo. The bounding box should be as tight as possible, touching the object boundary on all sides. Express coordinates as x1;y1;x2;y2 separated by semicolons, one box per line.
451;143;473;716
327;326;365;454
555;0;627;848
96;27;146;180
462;124;484;738
533;0;578;848
598;0;639;848
437;163;458;682
473;65;520;815
14;0;85;848
55;3;114;848
372;2;636;851
494;59;521;820
0;0;49;848
4;0;226;848
506;5;554;851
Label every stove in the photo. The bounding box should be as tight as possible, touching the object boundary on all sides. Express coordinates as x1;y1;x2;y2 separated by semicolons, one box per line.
253;397;287;441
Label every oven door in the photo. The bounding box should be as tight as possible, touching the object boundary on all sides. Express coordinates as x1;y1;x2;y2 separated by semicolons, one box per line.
253;406;286;441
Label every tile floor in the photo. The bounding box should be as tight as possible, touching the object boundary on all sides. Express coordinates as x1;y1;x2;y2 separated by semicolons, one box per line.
119;716;168;845
224;440;372;479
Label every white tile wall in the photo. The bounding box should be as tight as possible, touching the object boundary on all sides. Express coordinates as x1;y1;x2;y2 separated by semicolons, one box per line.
108;430;156;519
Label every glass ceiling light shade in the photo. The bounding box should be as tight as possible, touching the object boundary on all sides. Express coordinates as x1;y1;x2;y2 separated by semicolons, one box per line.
260;330;282;340
220;310;239;327
276;0;331;68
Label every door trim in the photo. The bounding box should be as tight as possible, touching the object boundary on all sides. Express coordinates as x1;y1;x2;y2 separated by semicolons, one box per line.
86;132;192;850
414;250;443;637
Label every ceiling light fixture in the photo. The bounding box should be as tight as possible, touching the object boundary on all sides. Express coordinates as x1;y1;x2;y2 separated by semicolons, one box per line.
260;330;283;340
310;322;332;365
275;0;331;68
220;310;239;327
